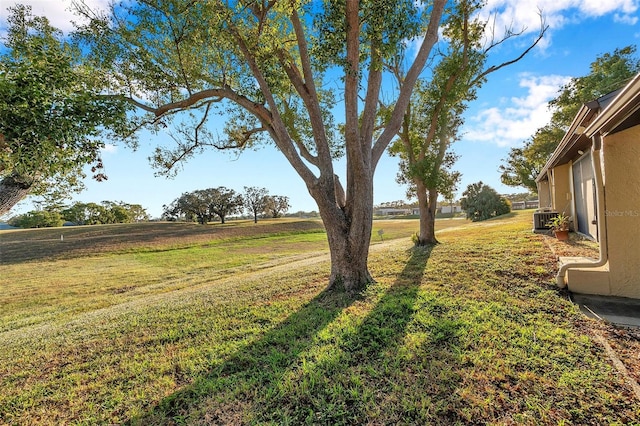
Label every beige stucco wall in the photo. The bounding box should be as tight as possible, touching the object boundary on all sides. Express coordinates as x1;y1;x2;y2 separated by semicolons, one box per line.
602;125;640;298
537;180;552;209
550;163;573;217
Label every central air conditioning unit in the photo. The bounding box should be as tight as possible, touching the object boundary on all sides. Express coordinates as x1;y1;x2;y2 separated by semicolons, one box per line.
533;211;558;231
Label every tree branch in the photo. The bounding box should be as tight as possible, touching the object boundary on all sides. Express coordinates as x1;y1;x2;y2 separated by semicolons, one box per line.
289;8;333;168
472;11;548;86
274;50;321;167
371;0;447;169
361;37;383;158
112;87;273;128
344;0;361;157
226;14;319;186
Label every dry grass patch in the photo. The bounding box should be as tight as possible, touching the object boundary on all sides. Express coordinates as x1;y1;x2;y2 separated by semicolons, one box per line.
542;230;600;259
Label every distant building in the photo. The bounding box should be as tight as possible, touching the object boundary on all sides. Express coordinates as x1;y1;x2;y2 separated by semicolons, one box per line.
376;203;462;217
375;208;412;216
438;205;463;214
511;200;539;210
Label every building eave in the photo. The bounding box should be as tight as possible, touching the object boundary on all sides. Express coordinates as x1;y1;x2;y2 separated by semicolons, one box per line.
585;72;640;137
535;105;597;183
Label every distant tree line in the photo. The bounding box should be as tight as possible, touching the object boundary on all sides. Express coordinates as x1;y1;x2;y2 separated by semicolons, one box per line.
8;201;149;228
162;186;290;224
504;192;538;203
62;201;149;225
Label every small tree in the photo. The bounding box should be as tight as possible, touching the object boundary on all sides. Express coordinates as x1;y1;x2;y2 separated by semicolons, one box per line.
460;181;510;222
264;195;291;218
499;125;565;194
389;0;545;245
243;186;269;223
206;187;243;224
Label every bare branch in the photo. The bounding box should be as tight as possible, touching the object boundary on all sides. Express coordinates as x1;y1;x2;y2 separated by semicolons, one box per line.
154;102;268;175
473;11;548;85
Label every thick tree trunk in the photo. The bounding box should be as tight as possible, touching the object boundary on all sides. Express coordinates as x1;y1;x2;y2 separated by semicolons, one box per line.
312;175;374;294
0;175;31;216
326;220;374;292
416;182;439;245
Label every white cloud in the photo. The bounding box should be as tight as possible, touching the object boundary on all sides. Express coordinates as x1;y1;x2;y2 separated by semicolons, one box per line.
100;143;118;155
464;74;571;147
579;0;638;16
614;13;639;25
513;74;569;108
478;0;639;51
0;0;110;33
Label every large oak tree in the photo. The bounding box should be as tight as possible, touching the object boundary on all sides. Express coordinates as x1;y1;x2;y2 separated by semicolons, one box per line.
73;0;447;292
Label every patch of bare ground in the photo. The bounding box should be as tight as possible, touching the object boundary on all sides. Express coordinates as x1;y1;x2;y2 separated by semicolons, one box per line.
197;400;250;426
542;231;599;259
587;322;640;402
603;326;640;385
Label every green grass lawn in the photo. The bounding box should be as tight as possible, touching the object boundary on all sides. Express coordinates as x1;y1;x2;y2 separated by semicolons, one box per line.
1;213;638;424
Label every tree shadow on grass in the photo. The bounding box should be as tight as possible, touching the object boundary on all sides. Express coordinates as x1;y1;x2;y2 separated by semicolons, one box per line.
251;244;459;424
127;245;441;425
126;281;358;425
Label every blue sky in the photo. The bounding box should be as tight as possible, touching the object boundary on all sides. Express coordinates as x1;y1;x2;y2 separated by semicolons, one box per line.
1;0;639;219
